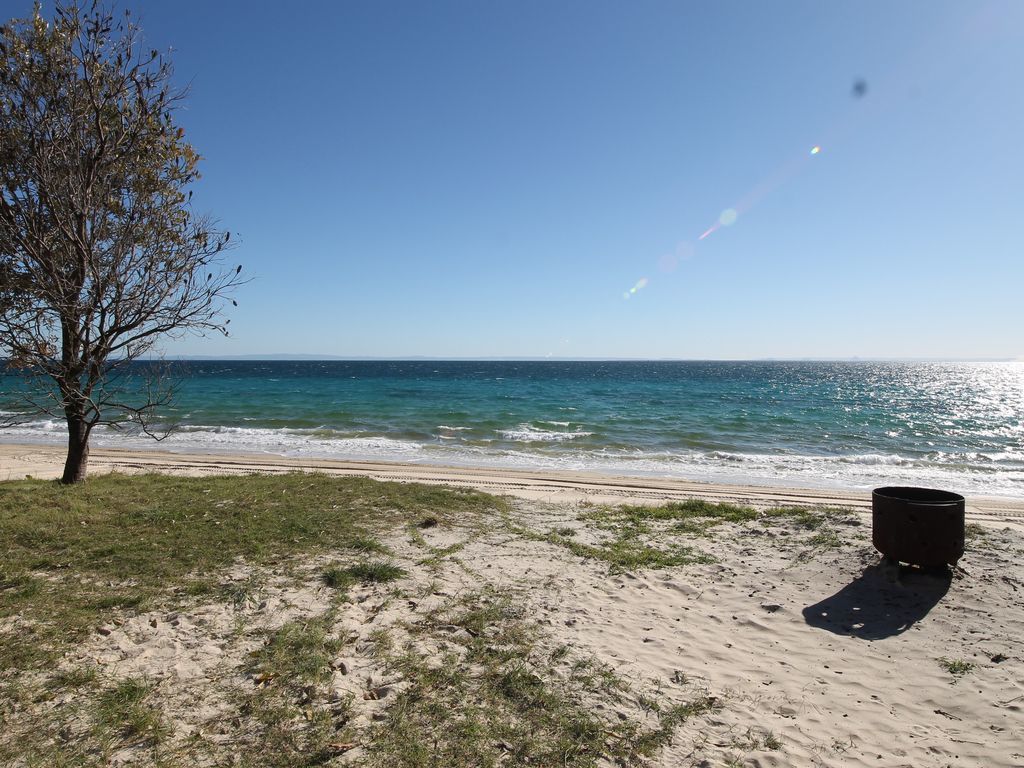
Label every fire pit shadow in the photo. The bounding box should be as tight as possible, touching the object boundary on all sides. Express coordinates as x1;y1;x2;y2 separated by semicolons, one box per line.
802;562;951;641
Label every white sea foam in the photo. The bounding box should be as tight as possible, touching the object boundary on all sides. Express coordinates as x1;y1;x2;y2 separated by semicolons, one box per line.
436;425;472;431
498;424;594;442
3;419;1022;498
834;453;917;466
156;425;426;459
1;417;64;433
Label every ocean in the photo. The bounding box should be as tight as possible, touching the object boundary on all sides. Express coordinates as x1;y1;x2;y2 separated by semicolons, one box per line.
2;360;1023;498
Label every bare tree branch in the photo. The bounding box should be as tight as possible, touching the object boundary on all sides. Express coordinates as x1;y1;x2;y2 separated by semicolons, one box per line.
0;2;243;482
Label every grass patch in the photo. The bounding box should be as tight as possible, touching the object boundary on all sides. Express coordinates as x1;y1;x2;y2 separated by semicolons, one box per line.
938;657;975;683
550;643;571;662
365;588;719;766
322;566;355;590
964;523;1001;551
86;593;148;612
219;577;262;609
347;534;391;554
540;500;837;571
553;532;714;572
97;677;169;747
624;695;720;756
617;499;762;525
606;500;826;532
340;560;407;584
807;530;842;549
965;523;987;538
322;559;405;592
249;614;344;689
0;473;505;764
728;726;783;754
233;612;351;767
183;578;218;597
0;473;501;666
52;666;99;689
0;569;40;597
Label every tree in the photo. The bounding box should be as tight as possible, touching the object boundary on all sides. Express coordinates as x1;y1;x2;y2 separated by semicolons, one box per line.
0;2;242;483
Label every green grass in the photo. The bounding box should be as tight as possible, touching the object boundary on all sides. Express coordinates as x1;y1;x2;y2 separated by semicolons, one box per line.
0;473;505;766
0;473;501;667
322;566;355;589
606;500;826;532
323;559;406;590
344;560;407;583
250;614;344;687
938;657;975;683
536;500;839;571
230;612;352;767
51;666;99;689
536;498;826;573
807;529;842;549
96;677;169;746
364;588;720;767
346;534;391;554
0;473;741;767
551;531;714;571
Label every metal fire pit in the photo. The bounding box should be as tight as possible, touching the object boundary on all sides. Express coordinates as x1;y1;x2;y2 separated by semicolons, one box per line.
872;486;965;568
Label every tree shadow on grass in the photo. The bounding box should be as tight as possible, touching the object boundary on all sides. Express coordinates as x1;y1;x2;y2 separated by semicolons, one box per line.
802;562;952;641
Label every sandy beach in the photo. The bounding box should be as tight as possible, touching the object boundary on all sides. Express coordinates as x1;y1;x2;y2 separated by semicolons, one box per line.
2;443;1024;766
3;442;1023;526
3;0;1021;763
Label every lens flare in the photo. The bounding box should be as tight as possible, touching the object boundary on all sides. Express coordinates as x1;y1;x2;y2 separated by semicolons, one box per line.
623;277;649;299
629;131;830;299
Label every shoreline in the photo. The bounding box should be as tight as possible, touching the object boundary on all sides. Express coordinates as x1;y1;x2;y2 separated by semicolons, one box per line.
4;442;1023;527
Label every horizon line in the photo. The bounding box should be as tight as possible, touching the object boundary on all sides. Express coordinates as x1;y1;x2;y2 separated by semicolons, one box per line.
149;355;1022;363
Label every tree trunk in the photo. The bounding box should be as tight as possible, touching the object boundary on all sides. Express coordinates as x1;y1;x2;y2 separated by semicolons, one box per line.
62;414;90;484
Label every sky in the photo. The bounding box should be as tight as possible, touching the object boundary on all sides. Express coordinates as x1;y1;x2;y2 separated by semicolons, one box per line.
5;0;1023;359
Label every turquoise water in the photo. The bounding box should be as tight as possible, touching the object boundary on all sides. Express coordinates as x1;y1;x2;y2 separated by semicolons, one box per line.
2;360;1023;497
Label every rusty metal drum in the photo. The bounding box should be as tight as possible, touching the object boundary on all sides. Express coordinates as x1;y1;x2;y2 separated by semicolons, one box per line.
872;486;965;568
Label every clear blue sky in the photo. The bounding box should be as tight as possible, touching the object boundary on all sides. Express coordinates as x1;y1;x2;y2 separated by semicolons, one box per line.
10;1;1024;359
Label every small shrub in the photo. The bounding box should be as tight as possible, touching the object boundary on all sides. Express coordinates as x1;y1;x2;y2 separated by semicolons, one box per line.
341;560;406;584
938;657;974;682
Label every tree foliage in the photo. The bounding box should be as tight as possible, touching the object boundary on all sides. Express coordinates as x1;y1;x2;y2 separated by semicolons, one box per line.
0;2;242;482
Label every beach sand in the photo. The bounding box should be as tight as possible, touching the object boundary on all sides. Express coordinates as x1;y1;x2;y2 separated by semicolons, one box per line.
2;443;1022;525
3;442;1024;766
